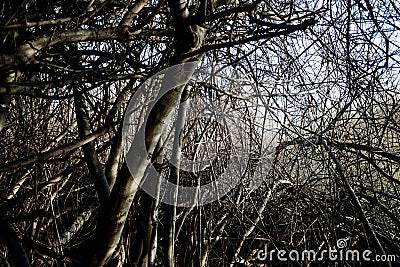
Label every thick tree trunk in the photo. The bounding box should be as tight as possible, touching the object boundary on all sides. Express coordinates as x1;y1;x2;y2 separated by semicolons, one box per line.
89;0;206;264
133;131;166;266
89;73;196;266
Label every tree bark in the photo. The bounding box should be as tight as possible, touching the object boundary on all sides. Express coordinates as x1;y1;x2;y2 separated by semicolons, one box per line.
88;0;206;264
166;86;191;267
74;90;110;204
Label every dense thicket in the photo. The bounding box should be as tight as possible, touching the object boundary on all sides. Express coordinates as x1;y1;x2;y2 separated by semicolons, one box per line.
0;0;399;266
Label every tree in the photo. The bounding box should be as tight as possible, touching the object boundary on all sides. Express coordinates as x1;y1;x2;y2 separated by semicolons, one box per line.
1;0;399;266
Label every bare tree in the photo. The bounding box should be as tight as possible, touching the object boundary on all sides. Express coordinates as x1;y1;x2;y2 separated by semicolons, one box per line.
0;0;399;266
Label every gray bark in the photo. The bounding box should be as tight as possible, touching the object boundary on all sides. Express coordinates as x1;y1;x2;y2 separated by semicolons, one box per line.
89;0;206;264
167;86;191;267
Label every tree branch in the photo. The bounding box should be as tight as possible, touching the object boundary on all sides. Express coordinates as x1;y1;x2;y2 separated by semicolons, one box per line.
321;139;391;266
0;27;142;70
74;90;110;204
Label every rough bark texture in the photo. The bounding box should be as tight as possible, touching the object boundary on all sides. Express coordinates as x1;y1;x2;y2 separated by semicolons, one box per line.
88;0;206;264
